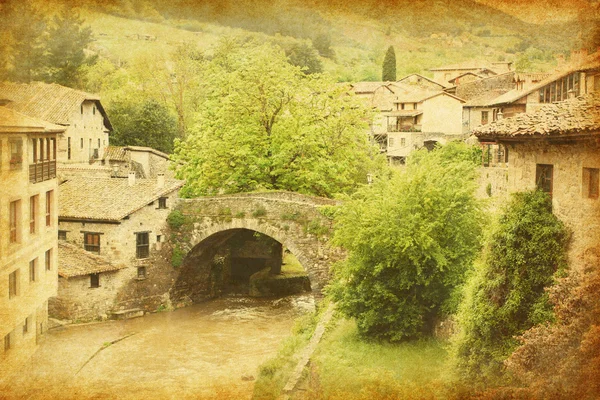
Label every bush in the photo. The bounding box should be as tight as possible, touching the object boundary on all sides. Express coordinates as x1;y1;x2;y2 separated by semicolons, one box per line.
328;143;483;341
506;265;600;399
252;207;267;218
167;210;186;229
453;190;569;383
171;246;185;268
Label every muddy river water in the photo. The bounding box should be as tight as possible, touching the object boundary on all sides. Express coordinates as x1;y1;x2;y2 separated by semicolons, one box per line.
1;294;315;400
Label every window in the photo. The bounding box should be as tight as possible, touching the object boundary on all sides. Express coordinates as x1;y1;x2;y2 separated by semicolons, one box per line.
583;168;599;199
81;104;83;114
4;333;10;352
68;137;71;160
9;270;19;299
46;190;53;226
136;232;150;259
9;138;22;169
536;164;554;196
481;111;489;125
80;138;84;149
93;106;96;115
158;197;167;209
10;200;21;243
98;138;101;148
400;138;406;147
137;266;147;279
45;249;52;271
388;138;395;148
84;232;101;253
29;258;37;282
30;195;38;234
23;316;30;335
90;273;100;288
58;230;67;240
413;103;418;110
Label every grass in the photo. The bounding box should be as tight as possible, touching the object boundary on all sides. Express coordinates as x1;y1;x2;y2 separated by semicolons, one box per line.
281;252;306;275
254;314;459;400
307;318;453;399
253;309;322;399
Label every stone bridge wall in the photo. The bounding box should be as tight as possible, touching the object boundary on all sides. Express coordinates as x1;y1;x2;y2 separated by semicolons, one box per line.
168;192;345;303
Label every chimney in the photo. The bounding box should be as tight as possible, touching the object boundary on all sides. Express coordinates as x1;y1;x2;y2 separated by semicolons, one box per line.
497;111;503;120
128;171;136;186
156;173;165;188
568;89;576;99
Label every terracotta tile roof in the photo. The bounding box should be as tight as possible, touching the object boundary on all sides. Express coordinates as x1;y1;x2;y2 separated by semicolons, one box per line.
474;92;600;139
58;242;126;278
102;146;129;162
351;82;392;94
125;146;170;159
59;176;184;222
0;81;112;130
396;74;448;89
0;106;65;133
463;89;513;107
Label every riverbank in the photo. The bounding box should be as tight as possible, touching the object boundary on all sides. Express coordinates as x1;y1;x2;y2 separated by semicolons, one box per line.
0;295;314;400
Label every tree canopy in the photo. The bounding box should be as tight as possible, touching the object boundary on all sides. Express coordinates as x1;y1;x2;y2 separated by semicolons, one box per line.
328;143;483;341
0;1;93;87
453;190;570;383
108;98;178;154
382;45;396;81
172;39;384;198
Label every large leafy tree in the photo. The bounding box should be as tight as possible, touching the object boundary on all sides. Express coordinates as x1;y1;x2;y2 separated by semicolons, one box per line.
286;42;323;75
42;8;94;87
328;143;483;341
109;98;178;154
382;45;396;81
453;190;569;383
172;39;384;198
0;0;47;82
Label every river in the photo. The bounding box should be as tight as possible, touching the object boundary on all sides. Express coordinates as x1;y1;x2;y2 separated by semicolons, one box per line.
1;294;315;400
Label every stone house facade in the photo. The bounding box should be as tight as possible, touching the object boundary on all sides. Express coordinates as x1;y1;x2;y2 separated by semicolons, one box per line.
0;81;112;166
101;145;174;179
463;50;600;134
0;107;62;383
474;92;600;273
52;174;183;321
351;81;466;163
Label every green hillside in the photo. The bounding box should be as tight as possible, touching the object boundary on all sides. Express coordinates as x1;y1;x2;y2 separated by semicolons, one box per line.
74;0;587;82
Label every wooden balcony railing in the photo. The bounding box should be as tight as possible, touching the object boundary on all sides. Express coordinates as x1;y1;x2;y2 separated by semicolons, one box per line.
29;161;56;183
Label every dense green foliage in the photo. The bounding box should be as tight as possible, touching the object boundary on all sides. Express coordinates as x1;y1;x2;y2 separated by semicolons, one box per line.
0;1;93;86
285;42;323;75
328;143;483;341
172;39;384;198
382;45;396;81
109;99;178;153
453;190;569;383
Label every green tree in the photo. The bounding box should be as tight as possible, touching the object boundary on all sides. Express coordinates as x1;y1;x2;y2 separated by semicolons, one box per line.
42;8;94;87
0;0;47;82
172;38;384;198
328;143;483;341
453;190;570;383
382;45;396;81
286;42;323;75
312;33;335;59
109;98;178;153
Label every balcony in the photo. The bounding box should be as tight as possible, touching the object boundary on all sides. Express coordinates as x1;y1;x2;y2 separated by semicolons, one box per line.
387;124;422;133
29;161;56;183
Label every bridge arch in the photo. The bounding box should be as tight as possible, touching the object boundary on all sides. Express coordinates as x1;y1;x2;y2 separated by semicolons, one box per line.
168;192;344;304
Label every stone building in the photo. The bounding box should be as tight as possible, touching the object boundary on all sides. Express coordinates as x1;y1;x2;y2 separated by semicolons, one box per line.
474;92;600;272
351;81;466;163
101;145;174;179
0;81;112;166
429;60;512;85
396;73;448;90
0;107;62;383
52;174;183;321
462;50;600;134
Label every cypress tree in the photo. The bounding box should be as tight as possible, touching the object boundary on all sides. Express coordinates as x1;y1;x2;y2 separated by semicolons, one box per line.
382;45;396;81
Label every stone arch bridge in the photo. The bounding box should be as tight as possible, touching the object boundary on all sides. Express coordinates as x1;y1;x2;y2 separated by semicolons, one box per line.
168;192;345;303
